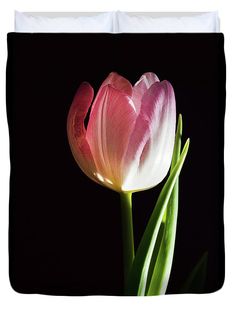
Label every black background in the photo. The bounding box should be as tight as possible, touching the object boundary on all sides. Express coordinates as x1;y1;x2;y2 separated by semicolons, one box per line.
7;33;225;295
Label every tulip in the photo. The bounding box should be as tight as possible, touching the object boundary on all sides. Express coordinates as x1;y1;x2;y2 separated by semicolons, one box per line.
67;72;177;289
67;72;176;194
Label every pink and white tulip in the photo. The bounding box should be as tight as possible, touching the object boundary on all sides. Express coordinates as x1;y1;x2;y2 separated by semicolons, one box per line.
67;72;176;193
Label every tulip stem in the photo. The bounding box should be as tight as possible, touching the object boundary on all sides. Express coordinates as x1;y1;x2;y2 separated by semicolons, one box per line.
120;192;135;291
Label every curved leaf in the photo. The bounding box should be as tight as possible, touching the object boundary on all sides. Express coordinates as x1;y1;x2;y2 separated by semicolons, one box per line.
126;135;190;295
146;114;182;295
180;252;208;293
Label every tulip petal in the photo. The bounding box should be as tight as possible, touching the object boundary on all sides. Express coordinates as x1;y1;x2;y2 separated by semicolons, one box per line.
86;85;137;191
100;72;133;96
132;72;160;114
67;82;100;184
89;72;133;119
123;80;176;192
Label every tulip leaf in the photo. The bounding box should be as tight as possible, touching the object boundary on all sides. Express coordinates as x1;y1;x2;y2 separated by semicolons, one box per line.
126;133;190;296
180;252;208;293
146;114;182;295
145;221;165;292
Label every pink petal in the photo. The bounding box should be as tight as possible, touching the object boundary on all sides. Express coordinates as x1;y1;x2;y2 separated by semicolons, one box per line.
132;72;159;114
67;82;100;184
100;72;133;96
89;72;133;119
123;80;176;192
86;85;137;190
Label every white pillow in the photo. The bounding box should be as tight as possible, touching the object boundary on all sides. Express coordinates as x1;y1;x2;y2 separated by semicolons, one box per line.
15;11;114;33
116;11;220;33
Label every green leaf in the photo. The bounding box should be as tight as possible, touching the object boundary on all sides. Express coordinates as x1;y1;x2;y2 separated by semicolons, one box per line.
180;252;208;293
146;114;183;295
145;221;165;292
126;135;190;296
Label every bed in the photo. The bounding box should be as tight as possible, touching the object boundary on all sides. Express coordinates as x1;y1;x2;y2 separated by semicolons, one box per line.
6;11;225;296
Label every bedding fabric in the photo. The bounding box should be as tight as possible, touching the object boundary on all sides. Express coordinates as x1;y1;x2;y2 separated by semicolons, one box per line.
116;11;220;32
6;33;225;296
15;11;114;33
15;11;220;33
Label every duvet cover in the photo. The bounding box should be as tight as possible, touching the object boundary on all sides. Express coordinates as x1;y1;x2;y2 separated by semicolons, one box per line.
6;33;225;296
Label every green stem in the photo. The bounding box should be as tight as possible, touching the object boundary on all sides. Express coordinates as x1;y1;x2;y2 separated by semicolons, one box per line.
120;192;135;290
